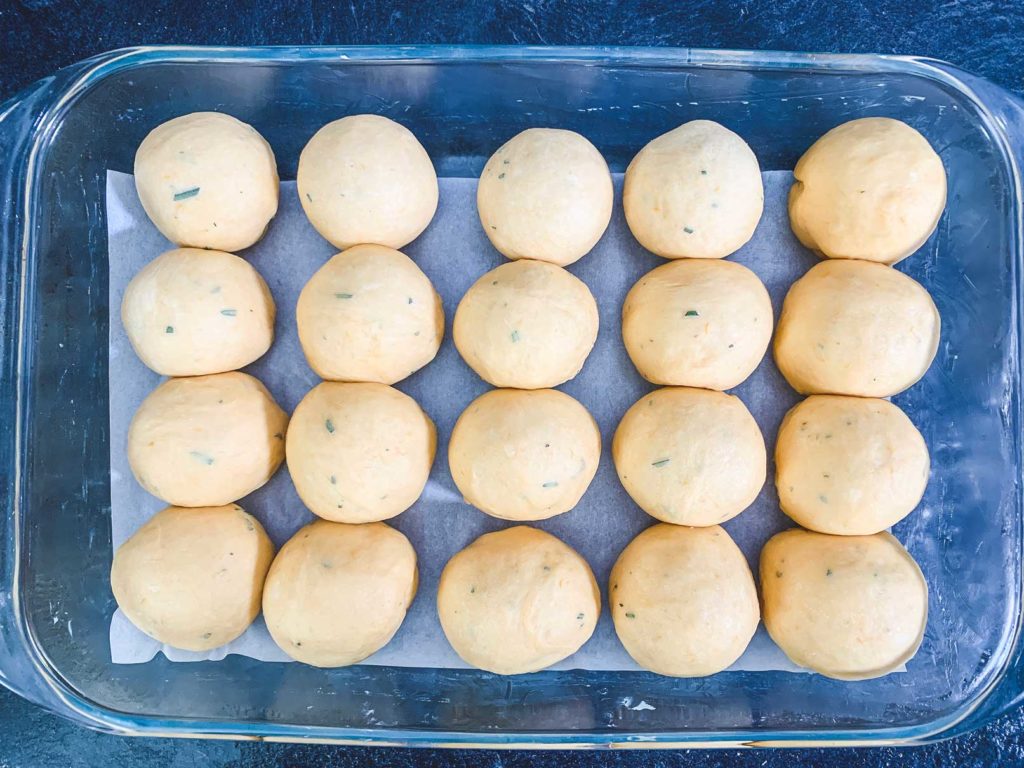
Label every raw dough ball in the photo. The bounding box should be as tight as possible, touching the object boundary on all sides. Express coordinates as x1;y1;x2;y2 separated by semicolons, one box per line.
622;259;772;390
121;247;275;377
789;117;947;265
612;387;765;526
128;372;287;507
453;260;599;389
296;244;444;383
610;524;759;677
134;112;279;251
263;520;418;667
437;526;600;674
449;388;601;521
774;259;941;397
285;382;435;523
297;115;439;250
776;396;930;535
623;120;763;259
760;529;928;680
477;128;613;266
111;504;274;651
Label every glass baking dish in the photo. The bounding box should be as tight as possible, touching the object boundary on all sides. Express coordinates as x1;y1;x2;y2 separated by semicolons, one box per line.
1;45;1023;748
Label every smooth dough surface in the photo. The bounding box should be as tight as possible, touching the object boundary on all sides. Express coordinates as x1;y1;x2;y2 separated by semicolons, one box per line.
121;247;275;377
437;526;600;674
285;382;435;523
623;120;764;259
297;115;438;250
448;388;601;521
296;244;444;383
127;372;287;507
622;259;772;390
789;117;947;264
477;128;613;266
134;112;279;251
776;395;930;535
612;387;766;526
774;259;940;397
111;504;274;651
760;529;928;680
453;259;599;389
610;524;759;677
262;520;418;667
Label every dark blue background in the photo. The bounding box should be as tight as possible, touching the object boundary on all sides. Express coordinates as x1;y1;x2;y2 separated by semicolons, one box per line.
2;0;1024;765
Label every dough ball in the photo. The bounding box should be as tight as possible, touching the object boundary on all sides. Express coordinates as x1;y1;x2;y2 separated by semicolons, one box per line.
134;112;279;251
622;259;772;390
789;117;947;265
437;526;600;674
623;120;763;259
297;115;438;250
760;529;928;680
285;382;435;523
477;128;613;266
610;524;759;677
774;259;940;397
121;248;275;377
263;520;418;667
128;372;287;507
453;260;599;389
296;244;444;383
613;387;765;526
449;388;601;521
776;396;930;535
111;504;274;651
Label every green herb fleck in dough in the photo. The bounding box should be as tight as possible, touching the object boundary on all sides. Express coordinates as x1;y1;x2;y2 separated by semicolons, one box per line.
625;612;636;619
330;475;337;485
685;310;699;317
683;226;695;234
822;472;830;478
651;458;671;468
189;451;214;466
510;330;520;343
202;632;212;639
700;169;708;176
173;187;200;201
335;293;353;299
576;612;585;620
325;418;336;434
819;494;828;503
711;202;719;209
728;343;734;348
498;172;506;179
220;309;237;316
165;326;174;334
542;481;559;488
543;565;551;572
407;297;413;305
306;193;313;202
826;568;833;577
470;585;476;594
503;159;510;165
211;285;221;294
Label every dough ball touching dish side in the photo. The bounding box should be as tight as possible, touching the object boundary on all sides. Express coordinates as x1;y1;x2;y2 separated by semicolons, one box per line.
477;128;613;266
134;112;279;252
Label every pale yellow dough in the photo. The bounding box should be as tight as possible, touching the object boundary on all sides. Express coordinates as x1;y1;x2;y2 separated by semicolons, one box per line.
134;112;279;251
453;259;599;389
437;526;600;674
127;372;288;507
285;382;435;523
297;115;438;250
262;520;418;667
296;244;444;383
448;388;601;521
774;259;941;397
760;529;928;680
477;128;613;266
610;524;759;677
612;387;765;526
789;117;947;265
111;504;274;651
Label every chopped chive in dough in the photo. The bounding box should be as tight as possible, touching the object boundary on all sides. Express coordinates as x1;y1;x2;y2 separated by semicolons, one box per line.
542;481;559;488
684;309;699;317
826;568;833;577
325;418;336;434
189;451;214;466
202;632;212;639
498;172;506;179
510;330;520;343
700;169;708;175
220;308;237;316
822;472;830;478
413;331;420;336
683;226;695;234
503;159;510;165
576;612;585;620
329;475;337;485
407;297;413;305
335;293;353;299
470;585;476;594
165;326;174;334
173;187;200;201
819;494;828;503
543;565;551;572
728;343;735;348
625;612;636;619
306;193;313;202
651;458;671;468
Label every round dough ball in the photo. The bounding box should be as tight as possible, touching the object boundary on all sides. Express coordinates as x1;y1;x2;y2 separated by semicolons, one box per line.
789;117;947;265
477;128;613;266
296;244;444;383
111;504;274;651
760;529;928;680
121;248;275;377
774;259;940;397
134;112;279;252
263;520;418;667
776;396;930;535
453;260;599;389
610;524;759;677
297;115;438;250
622;259;772;390
128;372;287;507
285;382;435;523
613;387;765;526
449;389;601;521
623;120;763;259
437;526;600;674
